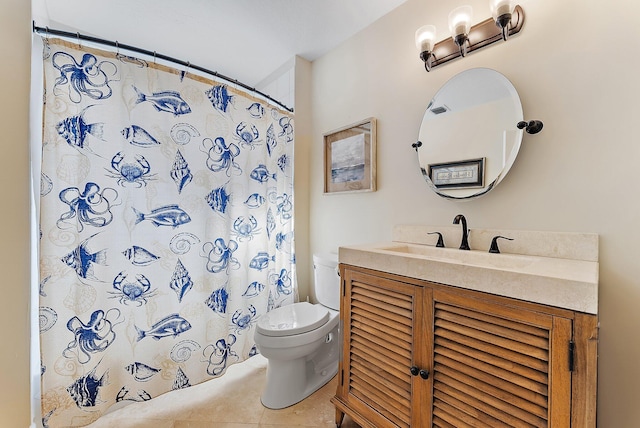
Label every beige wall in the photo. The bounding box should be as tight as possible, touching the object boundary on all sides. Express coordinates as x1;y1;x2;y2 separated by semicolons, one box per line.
1;0;32;426
294;56;313;299
310;0;640;426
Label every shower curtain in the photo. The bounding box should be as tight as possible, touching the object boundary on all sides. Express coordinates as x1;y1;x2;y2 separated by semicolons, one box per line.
37;38;296;427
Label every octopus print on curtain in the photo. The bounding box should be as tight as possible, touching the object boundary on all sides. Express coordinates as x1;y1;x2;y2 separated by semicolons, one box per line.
38;38;296;427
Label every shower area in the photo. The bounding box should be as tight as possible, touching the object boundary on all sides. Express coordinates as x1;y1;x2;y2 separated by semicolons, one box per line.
31;24;297;427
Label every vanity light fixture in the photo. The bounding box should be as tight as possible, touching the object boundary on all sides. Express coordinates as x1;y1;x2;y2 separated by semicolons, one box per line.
416;1;525;72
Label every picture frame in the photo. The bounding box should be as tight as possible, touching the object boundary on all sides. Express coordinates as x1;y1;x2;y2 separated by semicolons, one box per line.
323;117;377;194
428;157;485;189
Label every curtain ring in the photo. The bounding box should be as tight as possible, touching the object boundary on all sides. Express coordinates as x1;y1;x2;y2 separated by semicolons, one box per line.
180;61;191;82
45;26;50;40
76;32;81;48
153;51;156;64
115;41;119;56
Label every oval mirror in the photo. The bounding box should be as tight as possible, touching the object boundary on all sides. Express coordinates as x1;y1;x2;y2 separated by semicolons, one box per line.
416;68;523;199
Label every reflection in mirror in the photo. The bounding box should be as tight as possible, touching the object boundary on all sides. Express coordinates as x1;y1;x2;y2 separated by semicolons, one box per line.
416;68;523;199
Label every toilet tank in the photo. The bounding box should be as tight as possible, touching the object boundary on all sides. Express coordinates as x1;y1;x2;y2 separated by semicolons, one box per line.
313;252;340;310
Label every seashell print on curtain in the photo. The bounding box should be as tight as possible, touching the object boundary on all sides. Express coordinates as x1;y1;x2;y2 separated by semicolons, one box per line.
38;38;296;427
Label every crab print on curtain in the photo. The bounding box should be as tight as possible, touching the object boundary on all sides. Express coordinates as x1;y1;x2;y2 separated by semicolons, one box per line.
38;38;296;427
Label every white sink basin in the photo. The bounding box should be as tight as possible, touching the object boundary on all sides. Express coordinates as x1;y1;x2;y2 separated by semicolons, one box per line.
379;244;535;270
339;241;599;314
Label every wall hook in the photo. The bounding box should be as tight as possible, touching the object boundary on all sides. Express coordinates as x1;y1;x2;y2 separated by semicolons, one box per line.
412;141;423;151
517;120;544;134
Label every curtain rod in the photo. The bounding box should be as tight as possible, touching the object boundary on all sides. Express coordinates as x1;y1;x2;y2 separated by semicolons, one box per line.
32;22;294;113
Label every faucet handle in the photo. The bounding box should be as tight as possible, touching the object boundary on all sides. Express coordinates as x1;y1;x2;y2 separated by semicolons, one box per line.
489;236;514;254
427;232;445;248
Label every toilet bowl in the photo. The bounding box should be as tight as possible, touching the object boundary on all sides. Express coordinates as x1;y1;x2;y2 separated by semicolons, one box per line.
254;253;340;409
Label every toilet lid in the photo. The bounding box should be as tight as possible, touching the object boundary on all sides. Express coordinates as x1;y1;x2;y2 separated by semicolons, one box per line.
256;302;330;337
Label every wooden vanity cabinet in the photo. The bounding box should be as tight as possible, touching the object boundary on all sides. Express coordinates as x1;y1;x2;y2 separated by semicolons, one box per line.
331;265;598;428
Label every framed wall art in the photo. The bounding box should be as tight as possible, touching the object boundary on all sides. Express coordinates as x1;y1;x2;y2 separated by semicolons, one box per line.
323;117;377;194
428;157;485;189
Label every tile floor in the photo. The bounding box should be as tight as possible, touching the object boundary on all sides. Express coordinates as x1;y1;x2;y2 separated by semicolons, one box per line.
87;354;360;428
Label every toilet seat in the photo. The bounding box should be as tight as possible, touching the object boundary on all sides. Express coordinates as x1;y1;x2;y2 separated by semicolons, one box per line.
257;302;330;337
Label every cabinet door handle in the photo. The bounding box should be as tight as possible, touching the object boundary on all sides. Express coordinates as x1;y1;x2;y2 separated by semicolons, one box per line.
410;366;430;379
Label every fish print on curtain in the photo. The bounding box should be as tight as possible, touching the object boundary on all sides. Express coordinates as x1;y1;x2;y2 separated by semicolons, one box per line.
38;38;296;427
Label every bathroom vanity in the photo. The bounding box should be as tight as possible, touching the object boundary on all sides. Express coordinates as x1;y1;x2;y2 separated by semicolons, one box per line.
331;225;598;427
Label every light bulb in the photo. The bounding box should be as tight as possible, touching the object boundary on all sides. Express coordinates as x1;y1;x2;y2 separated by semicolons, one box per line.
490;0;514;20
415;25;436;54
448;5;473;39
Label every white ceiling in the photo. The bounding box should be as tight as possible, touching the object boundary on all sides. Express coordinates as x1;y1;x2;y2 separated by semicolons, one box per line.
36;0;408;88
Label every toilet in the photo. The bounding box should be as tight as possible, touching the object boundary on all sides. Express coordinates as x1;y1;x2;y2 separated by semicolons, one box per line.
254;252;340;409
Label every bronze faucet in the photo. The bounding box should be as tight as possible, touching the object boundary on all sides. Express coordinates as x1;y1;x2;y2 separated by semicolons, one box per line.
453;214;470;250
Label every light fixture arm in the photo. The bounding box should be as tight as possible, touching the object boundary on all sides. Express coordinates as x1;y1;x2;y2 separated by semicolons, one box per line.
420;51;435;71
454;34;469;57
495;13;512;41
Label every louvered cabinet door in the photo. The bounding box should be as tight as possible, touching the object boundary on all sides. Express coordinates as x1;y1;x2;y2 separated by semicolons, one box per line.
336;268;429;428
430;290;572;428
